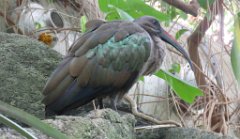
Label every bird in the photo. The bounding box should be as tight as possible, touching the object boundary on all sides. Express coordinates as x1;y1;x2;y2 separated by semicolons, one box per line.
42;16;193;114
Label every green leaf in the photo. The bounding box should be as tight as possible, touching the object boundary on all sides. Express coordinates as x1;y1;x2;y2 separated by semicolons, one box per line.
154;69;203;103
231;12;240;84
198;0;215;10
80;16;88;33
106;10;121;21
104;5;134;21
128;0;170;21
114;6;134;21
178;10;188;20
139;76;145;82
98;0;170;21
166;6;177;20
175;29;189;40
170;8;177;19
169;63;181;73
98;0;109;12
98;0;129;12
0;114;37;139
0;101;69;139
34;22;42;30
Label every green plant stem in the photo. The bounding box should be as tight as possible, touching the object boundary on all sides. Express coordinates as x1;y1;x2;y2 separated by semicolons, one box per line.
0;101;69;139
0;114;37;139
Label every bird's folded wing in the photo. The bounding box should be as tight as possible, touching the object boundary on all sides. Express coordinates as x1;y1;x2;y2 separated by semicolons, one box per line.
42;20;151;106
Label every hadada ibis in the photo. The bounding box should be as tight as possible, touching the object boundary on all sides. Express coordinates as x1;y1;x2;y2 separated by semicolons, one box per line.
43;16;192;114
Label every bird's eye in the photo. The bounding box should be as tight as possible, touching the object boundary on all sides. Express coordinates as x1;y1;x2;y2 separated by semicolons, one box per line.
152;19;159;26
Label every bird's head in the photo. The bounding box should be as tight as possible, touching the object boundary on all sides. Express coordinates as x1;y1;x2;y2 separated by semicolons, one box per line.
134;16;193;69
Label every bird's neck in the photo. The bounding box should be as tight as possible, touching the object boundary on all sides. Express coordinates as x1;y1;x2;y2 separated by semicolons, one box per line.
140;36;165;75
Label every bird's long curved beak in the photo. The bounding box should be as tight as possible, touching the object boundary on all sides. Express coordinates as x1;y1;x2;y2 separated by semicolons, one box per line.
159;30;193;70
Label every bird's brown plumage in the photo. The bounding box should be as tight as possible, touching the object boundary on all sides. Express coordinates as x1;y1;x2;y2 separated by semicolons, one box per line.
43;16;191;114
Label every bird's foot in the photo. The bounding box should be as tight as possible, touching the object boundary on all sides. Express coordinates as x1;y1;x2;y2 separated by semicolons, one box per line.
92;100;97;111
110;99;118;111
91;99;103;118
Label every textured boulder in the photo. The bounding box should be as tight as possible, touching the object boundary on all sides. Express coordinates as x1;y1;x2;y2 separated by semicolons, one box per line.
0;109;136;139
0;32;62;118
136;127;235;139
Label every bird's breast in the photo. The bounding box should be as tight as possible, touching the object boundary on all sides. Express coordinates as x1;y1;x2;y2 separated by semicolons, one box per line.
140;36;165;75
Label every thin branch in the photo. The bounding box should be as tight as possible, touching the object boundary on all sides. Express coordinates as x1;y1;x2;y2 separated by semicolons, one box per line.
162;0;200;17
187;0;223;92
0;10;23;34
123;95;182;127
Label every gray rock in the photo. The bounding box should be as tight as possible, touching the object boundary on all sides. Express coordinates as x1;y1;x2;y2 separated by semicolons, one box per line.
136;127;235;139
0;109;136;139
0;32;62;118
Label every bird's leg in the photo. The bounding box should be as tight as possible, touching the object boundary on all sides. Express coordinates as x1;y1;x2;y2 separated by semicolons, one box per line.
98;98;104;109
110;98;118;111
92;100;97;111
45;106;58;117
91;100;102;118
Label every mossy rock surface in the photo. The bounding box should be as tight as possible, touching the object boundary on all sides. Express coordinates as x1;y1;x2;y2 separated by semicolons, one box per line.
136;127;235;139
0;109;136;139
45;109;135;139
0;32;62;118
